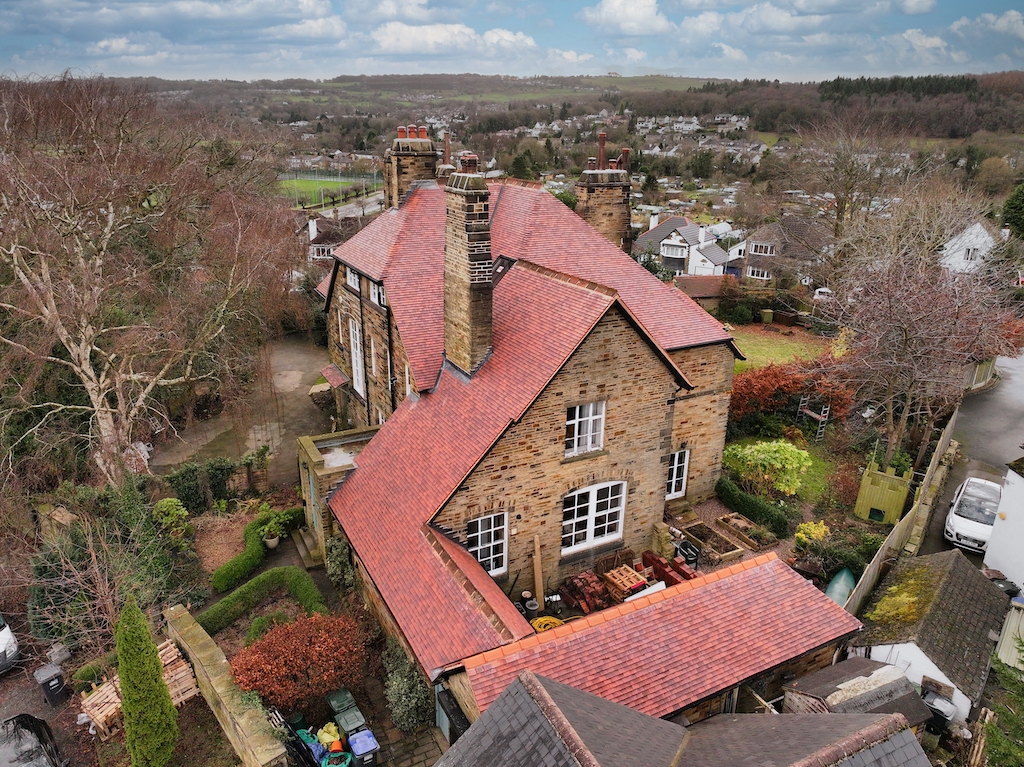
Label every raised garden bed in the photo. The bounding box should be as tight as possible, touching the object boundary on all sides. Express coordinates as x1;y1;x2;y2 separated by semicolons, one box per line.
677;521;745;565
716;512;778;551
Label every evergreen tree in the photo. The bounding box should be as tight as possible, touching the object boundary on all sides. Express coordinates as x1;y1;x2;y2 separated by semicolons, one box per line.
116;596;178;767
1005;183;1024;239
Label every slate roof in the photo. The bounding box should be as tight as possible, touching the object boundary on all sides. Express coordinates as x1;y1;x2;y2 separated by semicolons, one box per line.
328;260;692;676
633;215;692;253
682;713;929;767
849;549;1008;702
745;217;834;266
786;657;931;729
435;671;688;767
464;554;862;717
328;183;735;393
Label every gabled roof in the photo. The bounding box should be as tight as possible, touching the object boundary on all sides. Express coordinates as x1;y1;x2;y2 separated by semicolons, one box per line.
786;657;931;729
682;713;929;767
631;216;691;253
850;549;1008;702
435;671;688;767
697;240;729;266
746;217;834;264
329;260;692;676
464;555;862;717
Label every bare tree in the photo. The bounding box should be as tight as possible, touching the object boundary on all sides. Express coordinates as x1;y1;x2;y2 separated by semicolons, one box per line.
0;75;299;485
817;179;1023;466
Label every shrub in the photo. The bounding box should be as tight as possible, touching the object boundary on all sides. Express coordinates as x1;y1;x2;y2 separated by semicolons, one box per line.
723;440;812;497
246;611;294;646
231;614;366;713
382;637;434;732
731;305;753;324
198;566;327;635
165;463;208;515
729;364;807;423
795;521;830;551
205;457;238;502
116;595;178;767
325;537;355;591
210;506;303;592
715;477;789;539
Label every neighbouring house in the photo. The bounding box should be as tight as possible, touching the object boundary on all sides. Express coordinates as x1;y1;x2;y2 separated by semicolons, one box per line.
940;220;1006;274
848;549;1008;723
634;217;737;277
733;217;834;284
675;275;728;313
984;461;1024;591
306;216;365;262
782;657;931;734
436;669;928;767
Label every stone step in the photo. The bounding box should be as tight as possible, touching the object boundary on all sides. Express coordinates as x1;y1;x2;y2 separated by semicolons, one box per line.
300;527;322;562
290;529;322;570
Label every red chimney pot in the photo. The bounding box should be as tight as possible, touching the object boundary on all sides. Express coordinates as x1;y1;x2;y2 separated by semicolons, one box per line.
397;126;407;139
419;126;428;139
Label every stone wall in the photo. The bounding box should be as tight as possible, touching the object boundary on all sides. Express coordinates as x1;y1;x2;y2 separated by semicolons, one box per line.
164;605;287;767
383;138;437;208
433;305;723;589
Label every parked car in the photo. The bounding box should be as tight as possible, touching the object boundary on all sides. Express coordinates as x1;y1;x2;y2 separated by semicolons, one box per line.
0;612;19;675
943;476;1001;553
0;714;67;767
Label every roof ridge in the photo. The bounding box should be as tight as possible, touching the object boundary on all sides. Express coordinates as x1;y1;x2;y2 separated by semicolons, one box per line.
520;671;601;767
513;259;618;297
465;553;779;669
788;713;909;767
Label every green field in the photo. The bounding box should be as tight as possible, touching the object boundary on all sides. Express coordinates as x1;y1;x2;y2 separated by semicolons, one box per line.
729;324;830;374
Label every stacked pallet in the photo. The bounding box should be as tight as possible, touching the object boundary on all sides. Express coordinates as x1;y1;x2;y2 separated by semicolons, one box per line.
81;640;200;740
600;565;648;603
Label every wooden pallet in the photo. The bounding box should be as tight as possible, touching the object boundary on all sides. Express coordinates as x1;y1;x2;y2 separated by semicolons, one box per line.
601;565;648;603
81;640;200;740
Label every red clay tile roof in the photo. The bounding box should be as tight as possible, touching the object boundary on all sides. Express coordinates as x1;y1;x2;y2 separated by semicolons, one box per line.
330;261;633;675
320;364;349;389
323;182;737;389
676;275;728;298
463;554;863;717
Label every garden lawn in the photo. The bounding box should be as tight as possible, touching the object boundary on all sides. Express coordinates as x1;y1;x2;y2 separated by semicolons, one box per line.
730;324;830;373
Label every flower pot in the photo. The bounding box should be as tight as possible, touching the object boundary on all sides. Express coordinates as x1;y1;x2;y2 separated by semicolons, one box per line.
264;535;280;550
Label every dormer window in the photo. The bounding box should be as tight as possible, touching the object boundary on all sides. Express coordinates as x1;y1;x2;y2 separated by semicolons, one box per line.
748;242;774;257
565;401;605;458
370;282;387;306
346;266;360;291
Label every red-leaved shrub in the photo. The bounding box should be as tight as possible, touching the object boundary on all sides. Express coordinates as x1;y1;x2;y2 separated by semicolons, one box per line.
729;364;806;421
231;614;366;712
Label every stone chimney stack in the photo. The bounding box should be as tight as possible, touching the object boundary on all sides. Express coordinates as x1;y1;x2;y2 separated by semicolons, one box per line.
576;140;634;252
443;155;492;375
383;125;438;208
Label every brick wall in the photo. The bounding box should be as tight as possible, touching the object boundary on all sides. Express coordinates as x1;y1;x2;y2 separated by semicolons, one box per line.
328;271;414;429
576;170;632;252
434;304;725;590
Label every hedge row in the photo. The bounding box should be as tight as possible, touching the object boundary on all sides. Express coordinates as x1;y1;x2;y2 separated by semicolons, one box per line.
715;477;790;539
210;506;305;593
198;566;327;635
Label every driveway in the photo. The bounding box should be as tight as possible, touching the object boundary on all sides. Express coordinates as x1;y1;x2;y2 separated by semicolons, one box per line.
917;354;1024;566
149;334;333;487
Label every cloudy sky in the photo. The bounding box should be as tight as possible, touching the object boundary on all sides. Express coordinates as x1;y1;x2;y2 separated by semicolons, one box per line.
2;0;1021;83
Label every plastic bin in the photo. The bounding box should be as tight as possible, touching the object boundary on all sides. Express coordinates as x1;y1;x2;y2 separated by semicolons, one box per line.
674;539;700;569
348;730;380;767
326;688;357;715
334;706;366;736
286;710;307;732
33;663;70;706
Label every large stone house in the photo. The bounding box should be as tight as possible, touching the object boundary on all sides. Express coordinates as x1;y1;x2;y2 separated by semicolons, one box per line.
306;134;862;736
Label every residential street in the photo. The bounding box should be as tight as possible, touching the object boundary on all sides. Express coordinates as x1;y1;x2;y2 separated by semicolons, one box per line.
918;354;1024;565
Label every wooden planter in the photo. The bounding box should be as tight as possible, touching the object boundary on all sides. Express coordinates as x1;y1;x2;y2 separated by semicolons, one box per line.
678;521;745;565
716;512;777;551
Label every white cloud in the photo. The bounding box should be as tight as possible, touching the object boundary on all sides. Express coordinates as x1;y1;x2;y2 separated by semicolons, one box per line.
893;0;934;15
347;0;435;23
729;4;829;35
713;42;748;61
264;16;347;40
951;10;1024;42
679;11;723;38
579;0;676;36
87;37;149;55
551;48;595;63
370;22;536;54
623;47;648;62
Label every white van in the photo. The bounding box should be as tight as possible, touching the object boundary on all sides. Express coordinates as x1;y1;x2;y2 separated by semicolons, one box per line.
0;612;19;674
